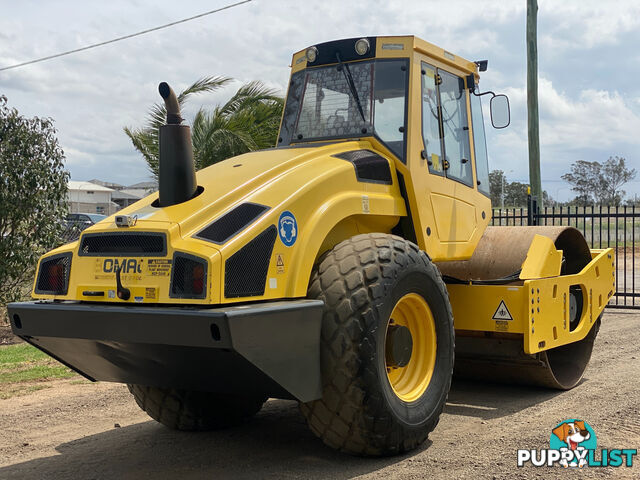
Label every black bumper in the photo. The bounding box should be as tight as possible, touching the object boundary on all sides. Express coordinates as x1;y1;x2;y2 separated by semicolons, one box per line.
7;300;324;402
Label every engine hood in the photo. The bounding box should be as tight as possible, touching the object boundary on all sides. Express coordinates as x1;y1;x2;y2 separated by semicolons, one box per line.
104;141;370;237
38;139;406;304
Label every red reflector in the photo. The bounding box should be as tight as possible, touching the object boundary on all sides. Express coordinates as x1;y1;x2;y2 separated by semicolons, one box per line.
48;264;64;291
192;264;205;295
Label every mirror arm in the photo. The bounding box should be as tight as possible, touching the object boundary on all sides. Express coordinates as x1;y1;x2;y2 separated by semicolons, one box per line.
472;89;496;98
465;73;496;98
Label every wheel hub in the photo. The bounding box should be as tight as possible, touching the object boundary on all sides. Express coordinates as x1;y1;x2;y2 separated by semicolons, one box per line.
386;324;413;367
385;293;437;402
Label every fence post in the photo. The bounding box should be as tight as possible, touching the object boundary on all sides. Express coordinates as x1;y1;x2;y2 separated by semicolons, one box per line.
527;187;533;225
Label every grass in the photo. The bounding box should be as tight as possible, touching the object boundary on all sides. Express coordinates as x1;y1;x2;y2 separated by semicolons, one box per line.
0;343;77;399
0;384;51;400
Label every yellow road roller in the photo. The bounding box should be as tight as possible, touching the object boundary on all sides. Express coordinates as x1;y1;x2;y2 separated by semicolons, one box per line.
8;35;614;456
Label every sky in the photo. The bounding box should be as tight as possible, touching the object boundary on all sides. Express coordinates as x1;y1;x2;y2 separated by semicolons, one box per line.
1;0;639;202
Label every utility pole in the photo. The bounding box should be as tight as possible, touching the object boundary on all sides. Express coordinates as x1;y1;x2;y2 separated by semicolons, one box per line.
527;0;543;210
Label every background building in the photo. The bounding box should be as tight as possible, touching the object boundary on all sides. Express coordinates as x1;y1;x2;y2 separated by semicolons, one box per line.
110;190;142;210
120;181;158;199
67;181;118;215
66;179;158;215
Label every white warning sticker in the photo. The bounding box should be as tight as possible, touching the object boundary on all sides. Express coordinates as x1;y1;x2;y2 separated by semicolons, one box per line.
492;300;513;321
362;195;370;214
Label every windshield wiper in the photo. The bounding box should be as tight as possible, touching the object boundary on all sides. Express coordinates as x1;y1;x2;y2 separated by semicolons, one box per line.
336;53;366;122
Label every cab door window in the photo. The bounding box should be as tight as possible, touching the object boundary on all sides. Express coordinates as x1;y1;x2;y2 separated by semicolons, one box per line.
421;63;444;175
470;93;490;196
439;70;473;187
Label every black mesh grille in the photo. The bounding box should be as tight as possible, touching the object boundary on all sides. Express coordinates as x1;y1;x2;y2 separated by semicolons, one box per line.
35;253;72;294
79;233;166;256
195;203;269;244
225;226;277;298
170;253;207;299
334;149;392;184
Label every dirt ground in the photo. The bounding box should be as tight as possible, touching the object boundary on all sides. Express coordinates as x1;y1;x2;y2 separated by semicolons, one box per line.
0;323;18;345
0;305;17;345
0;310;639;480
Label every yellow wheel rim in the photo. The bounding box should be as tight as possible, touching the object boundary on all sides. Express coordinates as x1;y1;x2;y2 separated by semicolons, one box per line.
385;293;437;403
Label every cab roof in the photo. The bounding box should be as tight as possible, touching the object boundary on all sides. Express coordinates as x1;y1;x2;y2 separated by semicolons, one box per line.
290;35;479;76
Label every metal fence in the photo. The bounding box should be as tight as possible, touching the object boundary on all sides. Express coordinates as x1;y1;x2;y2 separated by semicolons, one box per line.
61;225;85;243
492;205;639;309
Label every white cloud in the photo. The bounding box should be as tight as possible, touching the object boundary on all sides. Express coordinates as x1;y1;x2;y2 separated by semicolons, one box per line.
0;0;638;198
499;78;640;150
539;0;640;49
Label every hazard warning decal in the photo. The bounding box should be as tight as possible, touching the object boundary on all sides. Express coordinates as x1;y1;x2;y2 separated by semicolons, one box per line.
492;300;513;321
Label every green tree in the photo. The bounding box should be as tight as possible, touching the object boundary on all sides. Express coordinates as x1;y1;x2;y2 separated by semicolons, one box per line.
0;96;69;305
488;169;505;207
561;157;636;206
542;190;555;207
504;181;529;207
124;77;284;178
489;169;553;208
560;160;602;205
601;156;636;205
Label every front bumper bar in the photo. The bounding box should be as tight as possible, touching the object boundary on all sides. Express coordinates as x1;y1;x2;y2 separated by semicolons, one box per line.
7;300;323;402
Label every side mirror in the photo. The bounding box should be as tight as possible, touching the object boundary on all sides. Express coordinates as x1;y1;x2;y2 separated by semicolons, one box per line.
490;94;510;129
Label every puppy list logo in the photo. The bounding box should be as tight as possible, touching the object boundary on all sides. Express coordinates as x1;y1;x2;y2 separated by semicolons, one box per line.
550;419;596;467
517;419;637;468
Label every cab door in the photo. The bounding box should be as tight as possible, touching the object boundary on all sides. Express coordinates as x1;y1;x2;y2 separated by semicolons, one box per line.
409;57;491;260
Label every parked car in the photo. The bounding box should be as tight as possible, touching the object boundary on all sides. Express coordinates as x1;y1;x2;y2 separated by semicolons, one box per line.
63;213;107;241
66;213;107;227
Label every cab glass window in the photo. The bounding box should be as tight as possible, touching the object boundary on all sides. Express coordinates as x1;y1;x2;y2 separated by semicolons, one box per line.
421;63;444;175
296;63;373;140
439;71;473;187
470;93;490;196
373;60;408;160
279;59;409;161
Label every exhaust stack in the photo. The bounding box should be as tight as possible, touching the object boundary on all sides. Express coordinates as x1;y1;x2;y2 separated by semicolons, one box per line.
158;82;197;207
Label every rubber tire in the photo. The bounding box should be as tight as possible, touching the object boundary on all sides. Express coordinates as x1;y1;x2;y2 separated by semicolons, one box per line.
301;233;454;456
127;384;266;431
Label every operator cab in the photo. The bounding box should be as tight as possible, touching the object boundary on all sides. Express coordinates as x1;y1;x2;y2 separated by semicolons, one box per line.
279;35;511;260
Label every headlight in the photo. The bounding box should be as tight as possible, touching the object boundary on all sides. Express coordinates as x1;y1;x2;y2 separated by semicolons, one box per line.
355;38;370;56
306;46;318;63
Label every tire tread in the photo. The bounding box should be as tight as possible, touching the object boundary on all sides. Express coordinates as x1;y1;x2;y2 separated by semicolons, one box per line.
301;233;454;456
128;384;266;431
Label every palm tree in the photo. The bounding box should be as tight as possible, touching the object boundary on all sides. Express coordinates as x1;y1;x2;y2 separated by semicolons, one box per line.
124;77;284;178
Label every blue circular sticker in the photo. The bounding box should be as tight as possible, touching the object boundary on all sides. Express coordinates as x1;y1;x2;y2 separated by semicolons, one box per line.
278;211;298;247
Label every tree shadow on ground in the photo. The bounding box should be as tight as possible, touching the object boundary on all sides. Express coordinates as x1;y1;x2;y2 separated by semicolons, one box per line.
0;399;418;480
0;378;572;479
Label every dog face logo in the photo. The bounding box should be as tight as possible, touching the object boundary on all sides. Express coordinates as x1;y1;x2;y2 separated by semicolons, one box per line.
550;419;597;468
553;421;590;450
278;211;298;247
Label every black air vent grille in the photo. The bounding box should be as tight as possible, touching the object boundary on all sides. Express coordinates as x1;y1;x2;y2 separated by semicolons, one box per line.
35;253;72;295
225;226;277;298
79;233;166;256
196;203;269;244
334;149;392;184
170;253;207;299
